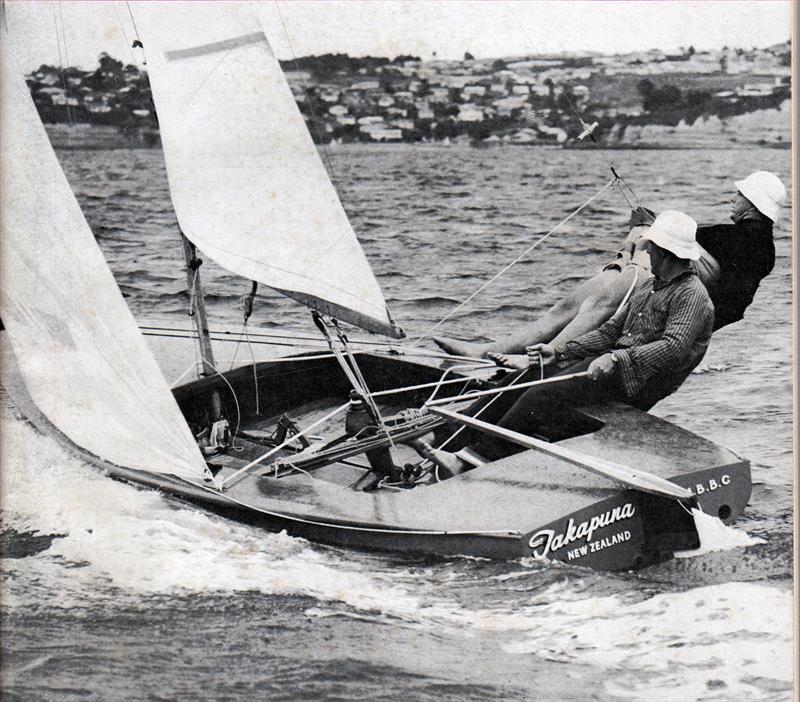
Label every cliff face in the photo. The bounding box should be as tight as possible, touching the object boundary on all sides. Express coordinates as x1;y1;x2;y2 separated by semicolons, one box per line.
607;100;790;149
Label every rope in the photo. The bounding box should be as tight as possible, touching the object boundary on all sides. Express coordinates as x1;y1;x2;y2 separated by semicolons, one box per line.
244;324;260;415
422;363;486;405
228;324;247;370
316;315;396;450
171;361;199;388
421;355;541;466
612;265;640;317
221;401;350;489
413;177;616;345
412;366;535;478
198;354;245;452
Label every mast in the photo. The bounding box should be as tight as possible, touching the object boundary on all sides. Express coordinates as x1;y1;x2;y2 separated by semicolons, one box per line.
137;8;404;340
180;231;216;377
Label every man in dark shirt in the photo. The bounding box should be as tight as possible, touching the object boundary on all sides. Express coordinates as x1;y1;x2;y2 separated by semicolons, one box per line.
417;211;714;474
696;171;785;330
432;171;785;356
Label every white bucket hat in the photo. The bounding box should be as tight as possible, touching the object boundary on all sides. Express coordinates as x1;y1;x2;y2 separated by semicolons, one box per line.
642;210;700;261
735;171;786;222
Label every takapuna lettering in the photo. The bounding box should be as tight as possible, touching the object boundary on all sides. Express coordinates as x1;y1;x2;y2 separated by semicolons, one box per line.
694;473;731;496
528;503;636;560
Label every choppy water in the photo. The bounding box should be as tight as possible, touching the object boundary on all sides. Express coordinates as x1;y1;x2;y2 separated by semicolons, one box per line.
1;143;794;701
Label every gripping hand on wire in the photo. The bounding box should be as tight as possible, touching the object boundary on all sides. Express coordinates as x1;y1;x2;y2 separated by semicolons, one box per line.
526;344;557;367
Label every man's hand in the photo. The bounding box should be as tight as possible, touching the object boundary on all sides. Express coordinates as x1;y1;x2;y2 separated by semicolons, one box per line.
526;344;556;367
587;353;616;381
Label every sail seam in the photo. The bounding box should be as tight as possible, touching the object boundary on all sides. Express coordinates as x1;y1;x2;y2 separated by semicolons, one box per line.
165;31;270;61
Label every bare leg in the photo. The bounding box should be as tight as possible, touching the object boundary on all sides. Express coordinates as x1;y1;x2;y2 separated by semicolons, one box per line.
549;266;639;345
434;267;637;356
431;337;492;358
409;440;468;478
432;289;585;357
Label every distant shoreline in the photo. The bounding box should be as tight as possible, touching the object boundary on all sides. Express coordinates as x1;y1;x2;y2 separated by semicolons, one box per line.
45;122;790;152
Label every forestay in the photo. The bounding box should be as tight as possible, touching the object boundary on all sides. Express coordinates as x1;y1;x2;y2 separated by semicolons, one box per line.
0;31;209;482
136;4;403;338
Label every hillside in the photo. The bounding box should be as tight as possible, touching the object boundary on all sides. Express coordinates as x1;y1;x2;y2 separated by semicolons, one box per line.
29;42;791;149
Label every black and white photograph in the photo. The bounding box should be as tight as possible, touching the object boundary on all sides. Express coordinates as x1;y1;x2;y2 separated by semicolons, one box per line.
0;1;794;700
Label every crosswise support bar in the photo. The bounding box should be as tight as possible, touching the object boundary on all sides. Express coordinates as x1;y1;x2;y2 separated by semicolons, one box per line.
430;407;694;501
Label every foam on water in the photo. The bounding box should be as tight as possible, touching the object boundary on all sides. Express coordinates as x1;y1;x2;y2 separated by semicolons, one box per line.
1;410;793;701
502;582;793;701
675;508;765;558
1;416;426;616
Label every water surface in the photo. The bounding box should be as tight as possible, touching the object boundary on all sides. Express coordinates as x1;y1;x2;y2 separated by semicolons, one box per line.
1;144;793;701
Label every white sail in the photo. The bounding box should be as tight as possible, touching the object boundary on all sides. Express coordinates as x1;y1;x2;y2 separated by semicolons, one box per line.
0;29;209;482
136;4;403;338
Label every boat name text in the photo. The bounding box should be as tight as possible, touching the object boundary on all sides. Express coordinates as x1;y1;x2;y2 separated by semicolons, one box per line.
694;474;730;495
528;502;636;560
566;530;632;561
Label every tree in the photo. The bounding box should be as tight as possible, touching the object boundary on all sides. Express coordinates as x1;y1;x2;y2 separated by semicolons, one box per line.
637;79;655;100
85;52;124;90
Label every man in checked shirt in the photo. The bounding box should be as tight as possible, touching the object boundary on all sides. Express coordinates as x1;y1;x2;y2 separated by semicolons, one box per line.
525;209;714;411
414;210;714;476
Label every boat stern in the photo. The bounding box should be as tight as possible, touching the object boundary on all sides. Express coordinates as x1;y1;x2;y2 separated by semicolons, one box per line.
519;458;751;571
669;459;752;524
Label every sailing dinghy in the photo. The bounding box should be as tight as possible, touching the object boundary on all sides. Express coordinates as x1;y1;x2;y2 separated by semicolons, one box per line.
0;6;751;570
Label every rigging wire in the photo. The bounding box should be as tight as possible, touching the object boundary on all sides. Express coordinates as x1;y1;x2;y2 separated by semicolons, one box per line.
227;284;260;414
112;4;140;68
273;1;343;194
221;401;351;489
51;5;72;125
140;326;498;367
505;3;644;211
412;176;616;345
332;319;396;449
142;323;403;348
125;1;146;64
57;2;74;124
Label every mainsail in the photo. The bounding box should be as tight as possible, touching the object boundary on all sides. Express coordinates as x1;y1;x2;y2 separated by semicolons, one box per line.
136;4;404;338
0;28;209;482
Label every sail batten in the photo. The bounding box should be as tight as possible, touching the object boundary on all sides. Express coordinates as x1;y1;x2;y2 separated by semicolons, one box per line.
137;5;403;339
165;31;269;61
0;24;209;482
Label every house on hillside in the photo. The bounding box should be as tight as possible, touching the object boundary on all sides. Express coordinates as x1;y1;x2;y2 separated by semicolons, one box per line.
369;128;403;141
457;104;484;121
351;80;380;91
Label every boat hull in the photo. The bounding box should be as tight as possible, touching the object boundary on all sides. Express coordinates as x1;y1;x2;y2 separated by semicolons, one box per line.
1;342;752;570
103;454;750;569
